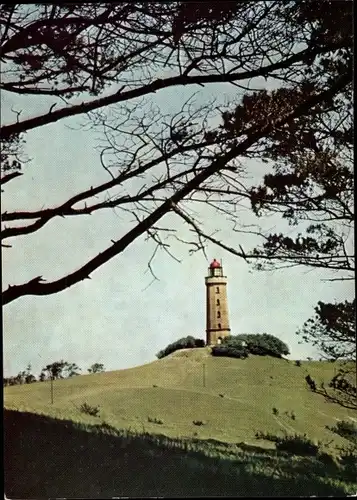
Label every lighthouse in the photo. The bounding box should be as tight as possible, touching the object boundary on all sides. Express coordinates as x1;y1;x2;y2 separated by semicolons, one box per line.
205;258;231;346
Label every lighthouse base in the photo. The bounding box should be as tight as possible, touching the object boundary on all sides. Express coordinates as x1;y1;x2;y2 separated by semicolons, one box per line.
206;329;230;346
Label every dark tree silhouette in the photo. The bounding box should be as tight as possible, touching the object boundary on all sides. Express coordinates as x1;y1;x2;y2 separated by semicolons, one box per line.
299;299;356;409
1;1;353;305
297;299;355;361
88;363;105;374
41;360;81;380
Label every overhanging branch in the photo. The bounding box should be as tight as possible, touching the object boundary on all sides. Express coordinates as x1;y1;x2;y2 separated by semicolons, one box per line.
1;162;207;240
2;68;351;304
0;42;346;140
0;171;23;186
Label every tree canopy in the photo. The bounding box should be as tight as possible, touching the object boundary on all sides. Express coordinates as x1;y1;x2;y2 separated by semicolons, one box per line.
297;299;356;409
41;360;81;380
297;299;355;361
88;363;105;374
1;1;353;305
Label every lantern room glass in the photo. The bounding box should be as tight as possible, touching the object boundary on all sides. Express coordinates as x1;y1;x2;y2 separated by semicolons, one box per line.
209;267;223;277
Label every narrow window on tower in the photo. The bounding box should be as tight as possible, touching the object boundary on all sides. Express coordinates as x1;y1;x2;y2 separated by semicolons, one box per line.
216;299;220;306
216;287;220;294
218;323;221;329
217;311;221;319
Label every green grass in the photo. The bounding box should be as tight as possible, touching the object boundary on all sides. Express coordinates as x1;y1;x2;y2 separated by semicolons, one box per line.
5;349;356;446
4;349;357;496
5;409;357;498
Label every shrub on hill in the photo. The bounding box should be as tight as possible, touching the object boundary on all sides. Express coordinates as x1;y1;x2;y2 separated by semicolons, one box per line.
148;416;163;425
156;336;205;359
327;420;357;445
275;434;319;456
336;444;357;481
211;345;248;359
79;402;101;417
256;431;319;456
211;333;290;359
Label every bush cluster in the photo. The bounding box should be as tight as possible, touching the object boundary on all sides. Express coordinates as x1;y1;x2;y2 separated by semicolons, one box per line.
256;431;319;456
156;336;205;359
79;402;101;417
305;374;317;391
211;345;248;359
255;430;279;442
211;333;290;360
275;434;319;456
193;420;206;426
327;420;357;445
337;444;357;481
148;416;163;425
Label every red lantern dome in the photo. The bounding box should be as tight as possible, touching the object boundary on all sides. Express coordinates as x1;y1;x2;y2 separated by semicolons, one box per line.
210;258;221;269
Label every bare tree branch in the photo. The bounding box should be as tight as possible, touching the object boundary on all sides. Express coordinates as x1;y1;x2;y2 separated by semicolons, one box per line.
2;71;351;304
1;41;346;141
0;171;23;185
1;2;353;305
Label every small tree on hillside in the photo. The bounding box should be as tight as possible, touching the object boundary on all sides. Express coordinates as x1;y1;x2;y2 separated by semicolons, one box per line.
24;363;36;384
14;371;26;385
65;362;81;378
88;363;105;374
3;366;37;385
42;360;82;380
297;299;355;361
297;299;356;409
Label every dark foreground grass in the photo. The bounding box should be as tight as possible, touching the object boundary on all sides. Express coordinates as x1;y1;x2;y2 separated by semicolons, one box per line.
4;409;356;498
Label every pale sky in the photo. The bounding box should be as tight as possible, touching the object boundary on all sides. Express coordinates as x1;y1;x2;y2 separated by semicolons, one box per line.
2;78;354;378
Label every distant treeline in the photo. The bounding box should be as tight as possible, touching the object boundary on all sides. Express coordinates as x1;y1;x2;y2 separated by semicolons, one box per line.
4;361;105;386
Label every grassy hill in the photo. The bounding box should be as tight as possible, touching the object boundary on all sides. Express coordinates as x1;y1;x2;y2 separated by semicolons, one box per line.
4;349;357;497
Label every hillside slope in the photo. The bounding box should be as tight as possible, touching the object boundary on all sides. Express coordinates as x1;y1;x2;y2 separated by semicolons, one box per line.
4;349;356;448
